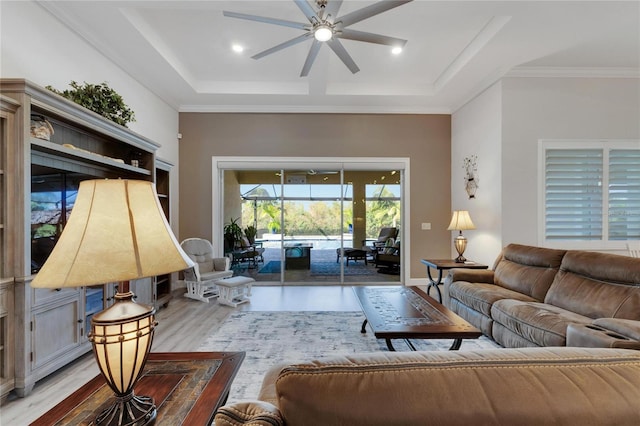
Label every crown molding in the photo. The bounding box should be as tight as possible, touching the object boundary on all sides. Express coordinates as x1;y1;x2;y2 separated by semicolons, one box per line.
506;67;640;78
179;105;452;114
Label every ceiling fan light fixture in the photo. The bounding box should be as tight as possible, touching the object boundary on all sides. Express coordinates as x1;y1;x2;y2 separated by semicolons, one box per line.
314;25;333;42
391;46;403;55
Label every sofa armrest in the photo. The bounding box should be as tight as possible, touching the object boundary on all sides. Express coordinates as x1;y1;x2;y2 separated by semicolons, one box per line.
567;320;640;350
214;401;283;426
593;318;640;341
446;268;495;284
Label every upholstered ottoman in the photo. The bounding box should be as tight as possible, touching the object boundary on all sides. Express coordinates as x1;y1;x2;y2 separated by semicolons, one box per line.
214;276;254;307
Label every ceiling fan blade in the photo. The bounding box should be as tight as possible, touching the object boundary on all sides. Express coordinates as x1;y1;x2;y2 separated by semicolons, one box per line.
326;38;360;74
301;40;322;77
223;11;308;30
294;0;319;22
324;0;344;23
337;0;413;28
338;28;407;47
252;33;313;60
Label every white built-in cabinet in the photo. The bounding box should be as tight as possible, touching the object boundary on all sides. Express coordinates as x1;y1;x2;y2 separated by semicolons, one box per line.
0;79;172;399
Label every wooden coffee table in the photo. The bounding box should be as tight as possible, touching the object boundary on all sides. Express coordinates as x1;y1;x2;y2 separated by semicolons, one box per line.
353;286;482;351
30;352;245;426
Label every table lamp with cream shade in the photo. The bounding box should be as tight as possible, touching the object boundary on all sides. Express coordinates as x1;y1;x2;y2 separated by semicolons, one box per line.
31;179;194;426
447;210;476;263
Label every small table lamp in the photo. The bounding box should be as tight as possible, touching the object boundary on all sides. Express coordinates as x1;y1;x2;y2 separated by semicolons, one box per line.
447;210;476;263
31;179;194;426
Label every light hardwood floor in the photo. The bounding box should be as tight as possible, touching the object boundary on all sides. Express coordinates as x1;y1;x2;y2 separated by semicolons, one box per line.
0;285;366;425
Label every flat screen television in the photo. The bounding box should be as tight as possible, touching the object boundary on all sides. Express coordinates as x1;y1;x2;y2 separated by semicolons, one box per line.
30;169;90;273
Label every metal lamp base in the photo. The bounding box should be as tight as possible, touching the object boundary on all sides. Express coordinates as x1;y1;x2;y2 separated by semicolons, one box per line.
96;392;157;426
454;234;468;263
454;254;467;263
90;284;158;426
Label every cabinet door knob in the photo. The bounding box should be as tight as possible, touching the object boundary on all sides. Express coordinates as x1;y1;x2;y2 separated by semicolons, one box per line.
77;319;83;323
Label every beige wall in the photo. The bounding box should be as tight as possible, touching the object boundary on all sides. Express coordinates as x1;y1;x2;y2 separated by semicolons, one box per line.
501;77;640;252
452;77;640;263
178;113;451;280
451;82;503;267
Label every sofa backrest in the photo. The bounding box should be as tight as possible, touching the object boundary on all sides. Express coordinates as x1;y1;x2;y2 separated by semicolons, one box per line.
493;244;567;301
544;251;640;319
259;347;640;426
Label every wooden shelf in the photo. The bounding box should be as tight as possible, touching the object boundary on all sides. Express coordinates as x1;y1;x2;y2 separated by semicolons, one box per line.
31;138;151;176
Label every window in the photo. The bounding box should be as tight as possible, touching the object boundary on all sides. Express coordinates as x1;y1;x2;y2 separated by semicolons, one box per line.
540;140;640;249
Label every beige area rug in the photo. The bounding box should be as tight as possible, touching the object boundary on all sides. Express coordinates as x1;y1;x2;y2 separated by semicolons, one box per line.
197;311;500;403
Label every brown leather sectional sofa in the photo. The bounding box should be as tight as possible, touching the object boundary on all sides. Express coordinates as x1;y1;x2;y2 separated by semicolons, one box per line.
214;347;640;425
444;243;640;349
212;244;640;425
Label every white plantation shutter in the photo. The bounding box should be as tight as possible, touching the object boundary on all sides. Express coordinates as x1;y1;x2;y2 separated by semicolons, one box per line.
609;149;640;240
544;149;603;240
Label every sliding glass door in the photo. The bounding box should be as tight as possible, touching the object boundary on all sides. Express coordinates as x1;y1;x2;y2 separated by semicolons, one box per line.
217;159;404;285
281;170;346;282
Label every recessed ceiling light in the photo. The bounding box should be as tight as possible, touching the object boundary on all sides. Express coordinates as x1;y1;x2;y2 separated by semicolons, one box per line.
232;44;244;53
391;46;402;55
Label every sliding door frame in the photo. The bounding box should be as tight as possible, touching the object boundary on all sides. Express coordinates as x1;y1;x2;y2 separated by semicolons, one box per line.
212;156;410;283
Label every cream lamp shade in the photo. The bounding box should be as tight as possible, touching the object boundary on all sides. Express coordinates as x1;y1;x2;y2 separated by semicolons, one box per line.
447;210;476;231
31;179;194;288
447;210;476;263
30;179;194;426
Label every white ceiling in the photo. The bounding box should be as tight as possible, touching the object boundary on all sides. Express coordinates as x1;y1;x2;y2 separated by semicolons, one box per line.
40;1;640;113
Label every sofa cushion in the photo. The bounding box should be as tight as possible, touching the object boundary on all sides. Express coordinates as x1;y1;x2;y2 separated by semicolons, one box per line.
449;282;537;317
492;323;540;348
492;299;592;346
493;244;566;301
544;251;640;320
448;298;495;338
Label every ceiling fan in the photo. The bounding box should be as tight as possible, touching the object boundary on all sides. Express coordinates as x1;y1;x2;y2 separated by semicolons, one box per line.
223;0;413;77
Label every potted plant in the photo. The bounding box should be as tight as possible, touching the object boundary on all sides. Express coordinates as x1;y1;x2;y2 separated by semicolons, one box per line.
244;225;258;245
224;217;243;252
46;81;136;127
268;220;281;234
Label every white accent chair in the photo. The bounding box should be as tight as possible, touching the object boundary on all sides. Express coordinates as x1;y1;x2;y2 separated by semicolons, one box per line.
180;238;233;302
628;242;640;258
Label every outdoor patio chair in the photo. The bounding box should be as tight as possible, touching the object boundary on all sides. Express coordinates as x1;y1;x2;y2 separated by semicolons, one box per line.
232;236;265;268
363;227;398;254
374;239;401;273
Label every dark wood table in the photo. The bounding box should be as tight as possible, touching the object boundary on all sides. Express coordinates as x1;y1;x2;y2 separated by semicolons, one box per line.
284;243;313;269
420;259;488;303
353;286;482;351
30;351;245;426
